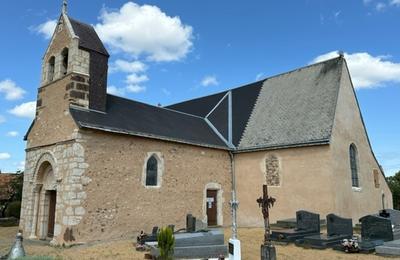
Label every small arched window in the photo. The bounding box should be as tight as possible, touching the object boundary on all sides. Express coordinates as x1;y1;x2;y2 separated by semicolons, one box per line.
145;155;158;186
61;48;69;75
48;56;55;82
349;144;359;187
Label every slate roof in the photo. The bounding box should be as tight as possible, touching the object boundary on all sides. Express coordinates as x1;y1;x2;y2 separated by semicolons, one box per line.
238;57;343;150
67;57;344;151
68;17;109;56
70;95;228;149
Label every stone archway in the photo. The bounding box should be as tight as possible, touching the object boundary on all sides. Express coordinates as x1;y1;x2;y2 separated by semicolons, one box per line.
30;154;58;241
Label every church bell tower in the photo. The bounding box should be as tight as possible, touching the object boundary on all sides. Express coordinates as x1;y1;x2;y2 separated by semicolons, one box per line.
37;0;109;113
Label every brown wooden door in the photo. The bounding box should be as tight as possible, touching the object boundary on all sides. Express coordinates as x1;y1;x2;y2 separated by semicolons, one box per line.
47;191;57;238
206;190;218;226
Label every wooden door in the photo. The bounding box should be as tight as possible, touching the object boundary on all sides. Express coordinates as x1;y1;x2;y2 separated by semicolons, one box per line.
47;191;57;238
206;190;218;226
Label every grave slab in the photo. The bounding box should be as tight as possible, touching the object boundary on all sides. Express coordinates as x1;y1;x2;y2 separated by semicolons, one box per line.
376;239;400;256
297;214;353;249
271;210;320;243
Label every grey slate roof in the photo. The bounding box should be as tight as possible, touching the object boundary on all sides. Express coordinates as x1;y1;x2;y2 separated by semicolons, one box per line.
68;17;109;56
68;57;344;151
70;95;228;149
238;57;343;150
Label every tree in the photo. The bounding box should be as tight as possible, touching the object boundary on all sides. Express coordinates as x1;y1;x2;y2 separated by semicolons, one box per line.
386;170;400;210
0;172;23;218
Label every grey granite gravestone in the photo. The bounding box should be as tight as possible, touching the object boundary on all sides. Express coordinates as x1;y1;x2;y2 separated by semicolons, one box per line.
357;215;394;252
150;229;227;259
298;214;353;249
271;210;320;243
379;209;400;226
186;214;196;233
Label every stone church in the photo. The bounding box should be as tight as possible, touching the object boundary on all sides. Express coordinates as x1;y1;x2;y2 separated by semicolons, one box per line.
19;4;392;245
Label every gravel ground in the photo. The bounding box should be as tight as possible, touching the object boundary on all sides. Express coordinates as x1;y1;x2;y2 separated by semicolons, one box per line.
0;226;395;259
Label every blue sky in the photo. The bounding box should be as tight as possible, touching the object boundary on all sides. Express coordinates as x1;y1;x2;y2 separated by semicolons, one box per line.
0;0;399;175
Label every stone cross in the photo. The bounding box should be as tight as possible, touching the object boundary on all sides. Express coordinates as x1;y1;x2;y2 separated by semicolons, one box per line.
257;185;276;244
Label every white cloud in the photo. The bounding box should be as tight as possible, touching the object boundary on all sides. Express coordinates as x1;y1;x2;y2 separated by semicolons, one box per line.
201;75;219;87
33;19;57;39
107;86;126;96
6;131;19;137
127;85;146;93
8;101;36;119
95;2;193;62
312;51;400;89
0;153;11;160
0;79;26;100
363;0;373;4
390;0;400;6
110;59;147;73
0;115;5;124
376;2;386;11
125;73;149;85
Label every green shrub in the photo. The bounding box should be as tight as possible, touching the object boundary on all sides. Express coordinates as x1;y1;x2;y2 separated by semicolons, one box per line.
5;201;21;219
157;227;175;260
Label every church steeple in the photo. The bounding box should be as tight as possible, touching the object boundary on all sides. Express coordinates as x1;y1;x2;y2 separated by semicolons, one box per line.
62;0;68;14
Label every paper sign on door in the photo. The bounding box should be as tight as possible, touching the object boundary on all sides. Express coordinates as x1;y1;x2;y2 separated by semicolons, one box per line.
207;197;214;208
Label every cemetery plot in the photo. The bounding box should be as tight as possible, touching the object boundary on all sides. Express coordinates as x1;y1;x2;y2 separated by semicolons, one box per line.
271;210;320;243
298;214;353;249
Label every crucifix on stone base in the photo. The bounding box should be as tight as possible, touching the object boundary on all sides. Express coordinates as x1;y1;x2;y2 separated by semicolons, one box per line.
257;184;276;260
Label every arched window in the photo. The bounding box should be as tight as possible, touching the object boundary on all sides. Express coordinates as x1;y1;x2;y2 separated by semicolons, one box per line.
349;144;359;187
61;48;69;75
47;56;55;82
145;155;158;186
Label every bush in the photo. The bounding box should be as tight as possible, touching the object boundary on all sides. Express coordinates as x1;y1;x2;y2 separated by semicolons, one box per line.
5;201;21;219
157;227;175;260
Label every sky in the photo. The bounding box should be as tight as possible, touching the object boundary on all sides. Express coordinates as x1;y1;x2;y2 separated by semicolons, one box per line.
0;0;399;175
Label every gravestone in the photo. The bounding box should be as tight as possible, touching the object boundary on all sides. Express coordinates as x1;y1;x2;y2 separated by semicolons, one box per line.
186;214;196;233
358;215;393;252
150;229;227;259
299;214;353;249
137;226;159;244
361;215;393;242
379;209;400;226
271;210;320;243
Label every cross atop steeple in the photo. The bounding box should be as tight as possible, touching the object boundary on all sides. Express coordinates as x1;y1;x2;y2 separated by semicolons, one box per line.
62;0;68;14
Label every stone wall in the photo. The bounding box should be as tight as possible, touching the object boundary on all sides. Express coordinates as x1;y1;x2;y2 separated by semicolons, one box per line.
329;62;392;221
20;135;89;244
235;145;334;226
71;130;232;242
41;15;89;86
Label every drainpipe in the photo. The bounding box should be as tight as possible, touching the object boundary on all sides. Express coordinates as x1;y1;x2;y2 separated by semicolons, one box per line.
229;151;241;260
229;151;238;239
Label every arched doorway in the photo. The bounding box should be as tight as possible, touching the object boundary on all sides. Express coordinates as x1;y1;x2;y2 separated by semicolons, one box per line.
31;160;57;239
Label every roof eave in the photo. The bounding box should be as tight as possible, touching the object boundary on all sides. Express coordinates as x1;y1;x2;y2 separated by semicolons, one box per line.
75;122;230;151
234;139;331;153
